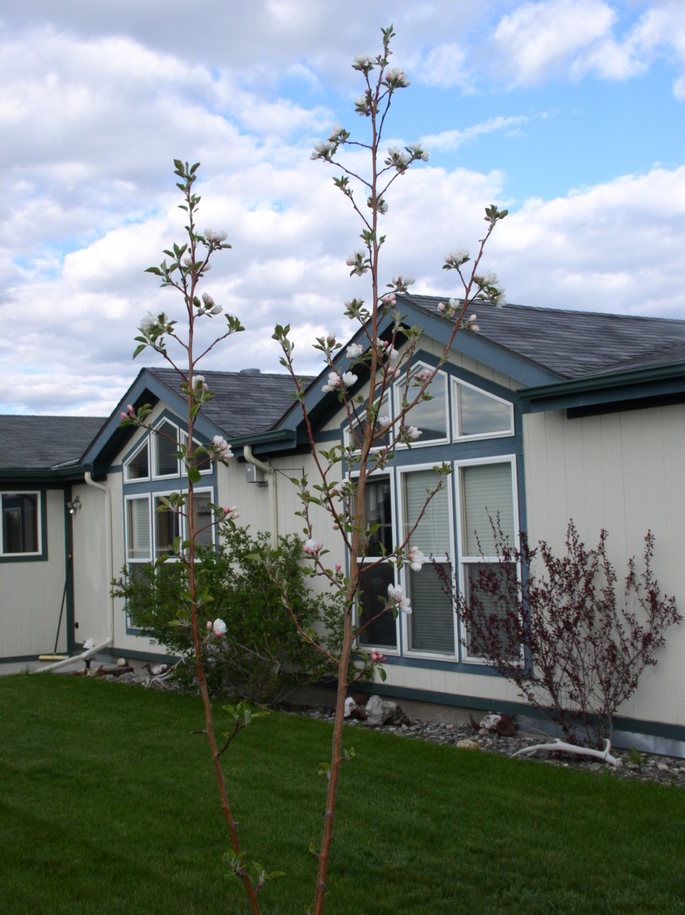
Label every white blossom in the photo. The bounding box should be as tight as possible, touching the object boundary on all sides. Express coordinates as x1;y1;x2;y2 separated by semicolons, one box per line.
346;343;364;360
205;228;228;244
139;311;156;332
212;618;227;637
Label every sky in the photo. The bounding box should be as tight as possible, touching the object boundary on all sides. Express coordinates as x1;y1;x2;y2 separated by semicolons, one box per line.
1;0;684;416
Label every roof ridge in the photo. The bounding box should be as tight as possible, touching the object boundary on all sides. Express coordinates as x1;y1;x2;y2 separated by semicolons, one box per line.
404;294;685;325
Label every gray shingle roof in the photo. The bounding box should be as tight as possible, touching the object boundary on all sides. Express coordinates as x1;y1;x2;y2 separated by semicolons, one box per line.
0;415;106;471
405;295;685;380
148;368;305;439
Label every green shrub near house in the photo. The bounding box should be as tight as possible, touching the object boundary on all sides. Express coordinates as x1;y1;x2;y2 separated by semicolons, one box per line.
112;524;344;703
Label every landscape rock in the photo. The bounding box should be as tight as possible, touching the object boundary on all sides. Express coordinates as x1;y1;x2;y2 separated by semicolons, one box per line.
364;695;400;727
456;738;480;750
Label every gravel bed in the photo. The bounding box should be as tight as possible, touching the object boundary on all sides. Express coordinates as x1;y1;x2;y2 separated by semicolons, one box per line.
297;706;685;788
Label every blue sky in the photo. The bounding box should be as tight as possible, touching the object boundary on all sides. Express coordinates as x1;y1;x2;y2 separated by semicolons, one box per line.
1;0;684;414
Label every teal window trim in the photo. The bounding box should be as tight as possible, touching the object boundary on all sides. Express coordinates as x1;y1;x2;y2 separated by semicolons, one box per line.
339;358;527;675
121;409;217;636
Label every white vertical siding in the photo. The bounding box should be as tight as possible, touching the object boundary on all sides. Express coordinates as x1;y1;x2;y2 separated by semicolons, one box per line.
523;404;685;726
0;489;67;659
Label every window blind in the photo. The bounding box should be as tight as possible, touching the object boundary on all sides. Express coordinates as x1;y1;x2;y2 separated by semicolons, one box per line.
403;470;449;557
462;462;514;556
409;563;454;653
127;498;150;561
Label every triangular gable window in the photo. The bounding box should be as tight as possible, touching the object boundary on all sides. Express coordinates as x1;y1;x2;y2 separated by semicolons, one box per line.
124;439;149;481
452;379;514;440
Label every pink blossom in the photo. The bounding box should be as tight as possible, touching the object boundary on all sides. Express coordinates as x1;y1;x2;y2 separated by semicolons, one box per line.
303;538;323;556
206;620;213;631
370;649;387;663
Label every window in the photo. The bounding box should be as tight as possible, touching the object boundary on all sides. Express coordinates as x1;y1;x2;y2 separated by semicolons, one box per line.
342;365;521;667
344;393;392;452
153;495;180;556
154;420;180;477
458;459;519;660
1;492;39;555
453;379;514;440
395;364;448;444
402;469;454;654
124;440;149;481
192;490;214;547
126;490;214;567
126;496;151;563
357;476;397;649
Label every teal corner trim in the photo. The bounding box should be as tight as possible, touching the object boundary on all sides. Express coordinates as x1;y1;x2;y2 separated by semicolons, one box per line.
63;487;76;655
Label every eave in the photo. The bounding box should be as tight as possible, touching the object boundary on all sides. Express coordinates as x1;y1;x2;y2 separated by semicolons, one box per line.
520;361;685;414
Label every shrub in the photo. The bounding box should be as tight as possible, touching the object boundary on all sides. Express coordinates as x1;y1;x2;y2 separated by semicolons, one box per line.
452;520;681;747
112;522;343;704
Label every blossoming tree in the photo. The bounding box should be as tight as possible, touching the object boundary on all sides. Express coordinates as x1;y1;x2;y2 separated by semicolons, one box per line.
273;25;507;913
122;25;506;914
120;163;269;911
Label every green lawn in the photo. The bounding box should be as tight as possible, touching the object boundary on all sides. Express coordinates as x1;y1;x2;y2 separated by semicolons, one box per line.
1;675;684;914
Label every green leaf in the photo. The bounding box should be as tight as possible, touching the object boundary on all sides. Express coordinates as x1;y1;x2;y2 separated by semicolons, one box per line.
187;465;201;484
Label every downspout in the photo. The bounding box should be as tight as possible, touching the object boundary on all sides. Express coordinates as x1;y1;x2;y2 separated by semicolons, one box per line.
37;471;114;672
243;445;278;549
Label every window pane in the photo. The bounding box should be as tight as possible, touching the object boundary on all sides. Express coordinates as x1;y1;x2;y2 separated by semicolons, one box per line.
126;441;149;480
464;562;519;660
357;562;396;648
364;478;393;556
408;563;454;653
2;493;38;553
126;498;150;561
401;371;447;441
195;444;211;472
347;394;391;450
461;463;514;556
193;492;213;547
155;421;178;477
457;383;513;437
154;496;180;555
404;470;449;557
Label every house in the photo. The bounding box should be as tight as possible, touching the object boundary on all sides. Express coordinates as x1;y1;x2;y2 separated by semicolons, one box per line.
2;295;685;753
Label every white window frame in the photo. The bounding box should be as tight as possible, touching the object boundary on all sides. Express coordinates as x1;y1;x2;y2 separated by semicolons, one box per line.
152;419;181;480
180;431;213;475
124;493;152;564
394;362;450;449
397;463;457;659
123;436;151;483
0;490;41;556
152;490;183;560
343;391;393;454
454;455;522;664
451;377;514;443
352;469;401;655
182;486;216;549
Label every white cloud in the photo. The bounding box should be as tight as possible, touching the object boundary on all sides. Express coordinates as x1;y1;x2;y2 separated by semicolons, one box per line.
492;0;617;84
422;114;530;152
0;2;684;414
491;0;685;95
490;166;685;317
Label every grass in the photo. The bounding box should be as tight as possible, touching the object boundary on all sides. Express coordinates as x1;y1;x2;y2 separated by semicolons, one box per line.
2;675;684;914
